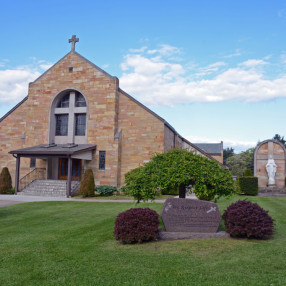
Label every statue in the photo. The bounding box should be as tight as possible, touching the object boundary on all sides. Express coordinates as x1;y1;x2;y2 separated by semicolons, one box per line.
266;155;277;185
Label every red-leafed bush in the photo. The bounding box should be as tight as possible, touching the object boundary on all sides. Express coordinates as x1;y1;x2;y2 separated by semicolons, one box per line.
223;200;274;239
114;208;159;244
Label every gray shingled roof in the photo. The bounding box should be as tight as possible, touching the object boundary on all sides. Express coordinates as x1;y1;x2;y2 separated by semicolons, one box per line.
9;144;96;157
193;143;222;155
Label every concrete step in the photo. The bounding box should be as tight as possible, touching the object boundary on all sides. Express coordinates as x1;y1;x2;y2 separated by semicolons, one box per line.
19;180;80;197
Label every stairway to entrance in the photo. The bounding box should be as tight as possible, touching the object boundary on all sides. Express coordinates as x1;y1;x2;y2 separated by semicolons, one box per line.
18;180;81;197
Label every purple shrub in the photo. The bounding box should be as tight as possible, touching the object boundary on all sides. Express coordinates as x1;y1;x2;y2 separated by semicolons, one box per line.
114;208;159;244
223;200;274;239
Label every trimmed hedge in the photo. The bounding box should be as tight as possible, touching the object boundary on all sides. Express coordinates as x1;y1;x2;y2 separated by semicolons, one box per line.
223;200;274;239
96;185;117;196
79;169;95;197
237;176;258;196
114;208;159;244
0;167;12;194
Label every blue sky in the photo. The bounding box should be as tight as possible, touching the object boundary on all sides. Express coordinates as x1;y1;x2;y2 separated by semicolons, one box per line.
1;0;286;152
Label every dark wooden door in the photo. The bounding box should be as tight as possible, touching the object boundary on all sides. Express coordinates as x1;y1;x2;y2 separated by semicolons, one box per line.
59;158;81;181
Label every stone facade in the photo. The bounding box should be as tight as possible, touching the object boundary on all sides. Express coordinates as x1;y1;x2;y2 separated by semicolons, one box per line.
0;47;215;188
254;140;286;188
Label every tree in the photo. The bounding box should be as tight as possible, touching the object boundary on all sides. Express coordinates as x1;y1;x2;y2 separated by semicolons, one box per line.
0;167;12;194
124;148;235;203
273;134;286;148
226;148;254;177
223;147;234;164
79;168;95;197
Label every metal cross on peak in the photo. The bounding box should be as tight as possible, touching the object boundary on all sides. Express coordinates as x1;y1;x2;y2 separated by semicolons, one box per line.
69;35;79;51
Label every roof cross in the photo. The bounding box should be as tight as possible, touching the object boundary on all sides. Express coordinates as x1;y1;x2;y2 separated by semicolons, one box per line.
68;35;79;51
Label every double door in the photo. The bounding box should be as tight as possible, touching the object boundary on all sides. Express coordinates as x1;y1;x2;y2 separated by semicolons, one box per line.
59;158;81;181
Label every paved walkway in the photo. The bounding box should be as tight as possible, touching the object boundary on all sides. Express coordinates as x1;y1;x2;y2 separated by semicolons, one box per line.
0;194;197;207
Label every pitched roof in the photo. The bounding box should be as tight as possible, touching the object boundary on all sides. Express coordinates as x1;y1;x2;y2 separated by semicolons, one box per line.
193;143;222;155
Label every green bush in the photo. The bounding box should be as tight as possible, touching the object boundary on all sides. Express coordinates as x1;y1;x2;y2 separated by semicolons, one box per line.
0;167;12;194
161;186;179;195
125;148;235;203
244;169;253;176
79;169;95;197
237;176;258;196
96;185;117;196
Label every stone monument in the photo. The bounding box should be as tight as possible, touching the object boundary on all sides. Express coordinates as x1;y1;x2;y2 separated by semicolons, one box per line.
159;198;227;240
254;140;286;189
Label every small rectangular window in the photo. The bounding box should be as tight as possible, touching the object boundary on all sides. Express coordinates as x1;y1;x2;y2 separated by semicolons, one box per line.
99;151;106;170
75;113;86;136
55;114;68;136
30;158;36;169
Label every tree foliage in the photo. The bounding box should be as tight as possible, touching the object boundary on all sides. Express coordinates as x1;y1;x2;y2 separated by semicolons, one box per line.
223;147;234;164
124;148;235;203
226;148;254;177
0;167;12;194
273;134;286;148
79;168;95;197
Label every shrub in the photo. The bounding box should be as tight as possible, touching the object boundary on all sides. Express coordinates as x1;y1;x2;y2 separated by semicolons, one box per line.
244;169;253;176
125;148;235;203
0;167;12;194
96;185;117;196
79;169;95;197
114;208;159;244
223;200;274;239
237;176;258;196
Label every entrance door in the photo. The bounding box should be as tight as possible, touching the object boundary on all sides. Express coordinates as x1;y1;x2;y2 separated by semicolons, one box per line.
59;158;82;181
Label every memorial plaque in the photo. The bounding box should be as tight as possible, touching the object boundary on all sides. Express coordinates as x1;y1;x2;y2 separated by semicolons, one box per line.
161;198;221;233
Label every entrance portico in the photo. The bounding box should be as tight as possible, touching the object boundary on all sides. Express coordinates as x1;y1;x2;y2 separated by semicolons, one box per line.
9;143;96;197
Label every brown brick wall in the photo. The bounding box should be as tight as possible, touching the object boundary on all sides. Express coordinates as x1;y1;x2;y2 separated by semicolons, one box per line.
118;91;164;185
164;126;175;152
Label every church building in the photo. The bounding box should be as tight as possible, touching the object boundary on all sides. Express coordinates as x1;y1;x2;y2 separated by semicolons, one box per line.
0;36;217;196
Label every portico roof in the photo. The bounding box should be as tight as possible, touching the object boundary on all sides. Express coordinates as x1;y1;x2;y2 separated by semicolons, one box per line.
9;144;97;157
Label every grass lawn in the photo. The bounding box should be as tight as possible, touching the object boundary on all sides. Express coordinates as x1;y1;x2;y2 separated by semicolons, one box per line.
0;196;285;286
74;194;175;200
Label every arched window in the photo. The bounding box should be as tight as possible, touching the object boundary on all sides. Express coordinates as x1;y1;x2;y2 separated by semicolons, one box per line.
50;90;88;144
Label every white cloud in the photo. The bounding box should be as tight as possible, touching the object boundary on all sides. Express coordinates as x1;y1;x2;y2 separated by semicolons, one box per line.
39;64;53;70
187;135;256;153
239;59;268;67
0;68;41;103
119;45;286;106
223;49;241;58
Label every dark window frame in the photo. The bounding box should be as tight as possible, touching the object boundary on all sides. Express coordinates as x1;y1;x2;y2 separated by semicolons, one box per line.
99;151;106;170
55;114;69;136
30;158;36;169
75;113;86;136
57;94;70;108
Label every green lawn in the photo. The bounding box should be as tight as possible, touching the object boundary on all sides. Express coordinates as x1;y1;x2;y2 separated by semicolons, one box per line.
0;196;285;286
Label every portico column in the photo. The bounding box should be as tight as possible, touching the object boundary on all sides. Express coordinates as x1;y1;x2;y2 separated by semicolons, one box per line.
15;156;21;195
67;156;72;198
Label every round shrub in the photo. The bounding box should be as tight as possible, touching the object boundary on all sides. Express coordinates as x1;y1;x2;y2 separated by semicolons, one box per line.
223;200;274;239
96;185;117;196
0;167;12;194
114;208;159;244
79;168;95;197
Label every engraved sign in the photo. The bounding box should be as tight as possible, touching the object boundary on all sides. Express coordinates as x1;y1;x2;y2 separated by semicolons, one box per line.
161;198;221;233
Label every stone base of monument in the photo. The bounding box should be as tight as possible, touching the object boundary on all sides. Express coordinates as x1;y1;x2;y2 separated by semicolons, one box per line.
158;230;229;241
258;187;286;196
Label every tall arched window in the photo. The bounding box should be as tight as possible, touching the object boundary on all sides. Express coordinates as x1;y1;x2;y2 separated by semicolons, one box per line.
50;90;88;144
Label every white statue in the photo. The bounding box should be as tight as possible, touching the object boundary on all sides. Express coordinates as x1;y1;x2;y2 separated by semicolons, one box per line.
266;155;277;185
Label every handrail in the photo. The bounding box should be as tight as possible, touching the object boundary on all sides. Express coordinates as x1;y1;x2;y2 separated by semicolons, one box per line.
19;168;46;191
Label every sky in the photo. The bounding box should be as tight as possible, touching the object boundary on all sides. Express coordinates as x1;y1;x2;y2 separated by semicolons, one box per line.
1;0;286;153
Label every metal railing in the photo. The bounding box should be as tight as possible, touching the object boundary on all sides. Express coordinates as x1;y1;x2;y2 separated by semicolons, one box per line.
19;168;46;191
